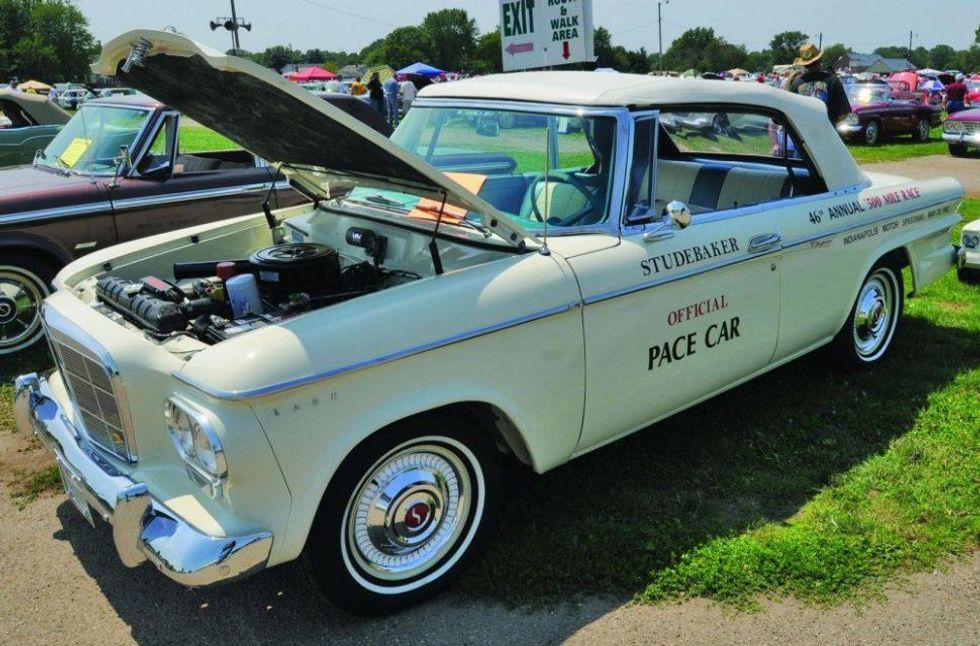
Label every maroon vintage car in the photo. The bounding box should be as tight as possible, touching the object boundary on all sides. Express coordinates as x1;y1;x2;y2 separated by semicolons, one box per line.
0;94;310;355
836;81;942;145
943;107;980;156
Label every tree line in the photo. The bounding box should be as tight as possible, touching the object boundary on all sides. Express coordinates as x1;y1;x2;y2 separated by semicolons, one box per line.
0;0;99;82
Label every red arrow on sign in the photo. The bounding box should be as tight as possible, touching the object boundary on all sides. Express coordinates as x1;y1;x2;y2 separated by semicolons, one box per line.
505;41;534;56
562;41;571;59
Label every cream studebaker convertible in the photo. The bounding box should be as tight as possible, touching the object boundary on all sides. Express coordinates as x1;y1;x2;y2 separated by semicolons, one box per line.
14;31;965;615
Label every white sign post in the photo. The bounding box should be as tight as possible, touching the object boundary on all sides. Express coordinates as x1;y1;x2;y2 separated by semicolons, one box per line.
500;0;595;72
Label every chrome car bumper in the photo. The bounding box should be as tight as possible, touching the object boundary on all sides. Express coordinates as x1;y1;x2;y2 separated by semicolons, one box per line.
836;123;864;134
13;372;272;587
942;132;980;145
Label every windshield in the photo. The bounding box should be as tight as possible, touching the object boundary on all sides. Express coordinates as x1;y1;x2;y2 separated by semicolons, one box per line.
391;106;617;230
846;84;890;105
37;104;148;173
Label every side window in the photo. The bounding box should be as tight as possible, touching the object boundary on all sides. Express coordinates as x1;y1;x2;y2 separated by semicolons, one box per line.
625;117;657;223
657;108;821;215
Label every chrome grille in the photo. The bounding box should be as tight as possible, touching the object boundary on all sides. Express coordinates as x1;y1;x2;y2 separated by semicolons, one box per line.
965;122;980;135
48;330;136;462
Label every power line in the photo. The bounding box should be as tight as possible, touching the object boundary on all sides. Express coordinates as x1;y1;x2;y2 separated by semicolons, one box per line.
298;0;399;28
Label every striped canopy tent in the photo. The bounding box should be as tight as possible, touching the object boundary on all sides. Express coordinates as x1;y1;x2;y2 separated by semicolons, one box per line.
17;79;53;92
287;66;337;82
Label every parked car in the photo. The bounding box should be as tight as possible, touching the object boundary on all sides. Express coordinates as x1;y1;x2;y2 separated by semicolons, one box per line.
0;88;70;167
957;219;979;282
56;88;96;110
15;30;963;616
0;94;306;355
964;79;980;106
836;81;941;145
942;107;980;156
97;87;138;98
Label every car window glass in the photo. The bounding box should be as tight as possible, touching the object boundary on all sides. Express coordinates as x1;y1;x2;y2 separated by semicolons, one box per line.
625;117;657;222
393;107;616;229
657;108;819;215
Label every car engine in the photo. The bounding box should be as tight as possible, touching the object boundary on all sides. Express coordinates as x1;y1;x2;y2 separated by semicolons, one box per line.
93;235;420;345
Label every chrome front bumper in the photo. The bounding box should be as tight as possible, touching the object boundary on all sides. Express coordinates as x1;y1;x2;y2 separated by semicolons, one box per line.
942;132;980;145
13;372;272;587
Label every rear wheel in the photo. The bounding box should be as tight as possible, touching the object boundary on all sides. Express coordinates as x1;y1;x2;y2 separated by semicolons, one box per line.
831;260;903;369
863;120;881;145
0;254;57;355
912;118;931;141
308;412;502;615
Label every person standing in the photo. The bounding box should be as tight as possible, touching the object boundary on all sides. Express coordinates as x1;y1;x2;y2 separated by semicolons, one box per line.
367;72;384;116
784;43;851;125
349;77;366;97
944;74;968;114
383;74;400;128
399;76;417;116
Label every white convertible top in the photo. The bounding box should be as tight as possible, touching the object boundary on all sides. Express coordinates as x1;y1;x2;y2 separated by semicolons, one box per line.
421;72;867;191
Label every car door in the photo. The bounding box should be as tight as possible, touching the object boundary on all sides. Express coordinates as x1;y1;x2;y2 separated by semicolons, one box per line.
108;112;285;242
567;113;781;452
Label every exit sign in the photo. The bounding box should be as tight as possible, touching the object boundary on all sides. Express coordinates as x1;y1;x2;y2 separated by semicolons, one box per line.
499;0;595;72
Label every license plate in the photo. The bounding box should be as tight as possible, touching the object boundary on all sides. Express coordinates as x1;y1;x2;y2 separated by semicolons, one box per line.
58;461;94;527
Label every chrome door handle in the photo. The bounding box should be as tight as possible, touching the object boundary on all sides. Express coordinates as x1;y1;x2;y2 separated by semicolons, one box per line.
748;233;782;254
643;230;674;243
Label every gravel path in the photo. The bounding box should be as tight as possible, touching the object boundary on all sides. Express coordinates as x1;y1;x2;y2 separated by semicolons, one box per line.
1;452;976;646
862;154;980;198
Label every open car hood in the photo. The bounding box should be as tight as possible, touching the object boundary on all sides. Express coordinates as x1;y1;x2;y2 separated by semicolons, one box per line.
94;30;534;250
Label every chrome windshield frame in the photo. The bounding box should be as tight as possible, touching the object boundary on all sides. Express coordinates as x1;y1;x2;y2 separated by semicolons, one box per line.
406;98;633;238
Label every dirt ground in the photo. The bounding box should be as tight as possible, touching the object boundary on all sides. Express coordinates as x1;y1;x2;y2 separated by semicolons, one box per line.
862;154;980;198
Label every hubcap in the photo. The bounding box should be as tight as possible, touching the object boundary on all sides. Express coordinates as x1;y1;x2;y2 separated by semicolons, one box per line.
0;268;45;349
866;124;878;144
919;121;929;139
346;442;472;582
852;272;894;358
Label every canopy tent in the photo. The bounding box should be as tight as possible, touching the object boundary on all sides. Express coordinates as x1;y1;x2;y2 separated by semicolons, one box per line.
916;68;942;77
726;68;749;77
396;62;444;78
287;66;336;82
17;79;52;92
367;65;395;83
919;78;944;92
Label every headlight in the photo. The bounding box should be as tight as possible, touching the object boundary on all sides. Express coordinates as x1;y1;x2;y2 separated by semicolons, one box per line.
963;233;980;249
944;120;965;134
844;113;859;125
164;397;228;495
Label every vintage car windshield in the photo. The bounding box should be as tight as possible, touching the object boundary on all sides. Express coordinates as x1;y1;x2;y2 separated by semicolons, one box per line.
846;84;891;105
391;106;617;230
37;104;148;174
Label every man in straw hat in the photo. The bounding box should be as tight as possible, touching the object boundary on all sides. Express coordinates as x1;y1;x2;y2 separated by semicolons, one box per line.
783;42;850;125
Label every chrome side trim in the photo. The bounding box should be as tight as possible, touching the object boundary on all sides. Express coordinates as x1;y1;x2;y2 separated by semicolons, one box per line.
174;301;581;400
0;201;114;227
110;182;274;211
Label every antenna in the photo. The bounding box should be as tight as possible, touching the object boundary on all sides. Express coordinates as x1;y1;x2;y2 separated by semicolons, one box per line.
540;121;551;256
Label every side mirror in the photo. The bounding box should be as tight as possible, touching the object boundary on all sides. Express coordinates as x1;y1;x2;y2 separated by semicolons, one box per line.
476;119;500;137
140;159;172;179
665;200;691;229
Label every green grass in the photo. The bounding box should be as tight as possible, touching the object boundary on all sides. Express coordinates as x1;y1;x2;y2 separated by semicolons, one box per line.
1;202;977;610
7;464;61;509
179;124;239;153
846;126;950;164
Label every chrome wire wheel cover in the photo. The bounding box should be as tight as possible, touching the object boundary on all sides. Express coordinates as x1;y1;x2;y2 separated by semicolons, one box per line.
345;440;475;584
0;266;46;351
918;119;930;140
852;270;896;360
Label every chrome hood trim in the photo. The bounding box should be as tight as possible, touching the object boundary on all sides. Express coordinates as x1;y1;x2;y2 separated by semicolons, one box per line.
94;29;535;250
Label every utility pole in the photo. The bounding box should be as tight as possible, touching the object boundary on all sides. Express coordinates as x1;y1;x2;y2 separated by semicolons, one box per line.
657;0;670;75
817;32;822;50
209;0;252;56
907;30;917;69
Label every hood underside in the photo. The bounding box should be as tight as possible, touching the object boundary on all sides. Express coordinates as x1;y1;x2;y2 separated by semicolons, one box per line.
94;30;533;249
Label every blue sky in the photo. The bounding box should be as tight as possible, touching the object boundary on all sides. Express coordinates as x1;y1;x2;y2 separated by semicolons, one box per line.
76;0;979;56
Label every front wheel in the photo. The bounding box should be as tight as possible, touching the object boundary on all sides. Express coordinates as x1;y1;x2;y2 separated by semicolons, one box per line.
948;143;968;157
912;118;931;141
308;412;501;615
0;254;57;355
830;261;903;369
863;120;881;145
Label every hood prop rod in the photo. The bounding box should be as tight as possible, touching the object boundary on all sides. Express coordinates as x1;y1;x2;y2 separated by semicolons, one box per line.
427;190;448;276
261;164;283;232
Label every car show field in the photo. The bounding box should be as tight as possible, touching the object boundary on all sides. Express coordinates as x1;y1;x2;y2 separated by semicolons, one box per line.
1;1;979;642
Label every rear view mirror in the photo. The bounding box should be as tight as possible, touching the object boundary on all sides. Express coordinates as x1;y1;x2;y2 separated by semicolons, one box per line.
476;118;499;138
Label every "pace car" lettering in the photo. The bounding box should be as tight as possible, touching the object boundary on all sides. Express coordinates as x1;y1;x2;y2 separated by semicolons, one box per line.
647;317;741;369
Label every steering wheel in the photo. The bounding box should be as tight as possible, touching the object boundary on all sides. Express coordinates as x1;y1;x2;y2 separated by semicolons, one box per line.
528;171;602;227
